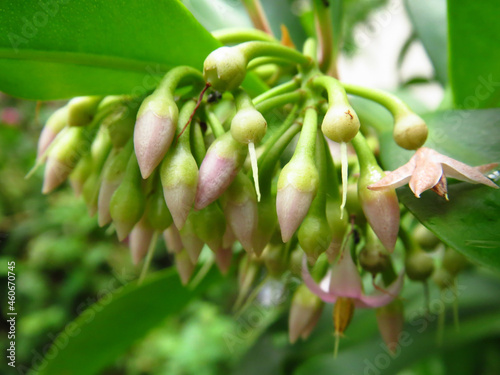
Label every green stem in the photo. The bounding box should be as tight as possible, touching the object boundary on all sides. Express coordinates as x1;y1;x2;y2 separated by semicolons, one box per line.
310;133;328;211
247;56;294;70
238;41;312;67
156;66;204;99
257;104;299;164
241;0;274;36
233;88;254;110
312;75;349;107
255;90;304;114
253;78;301;105
212;28;276;44
312;0;338;77
176;100;197;148
350;132;378;174
294;102;318;160
342;83;413;118
204;108;226;138
190;121;206;165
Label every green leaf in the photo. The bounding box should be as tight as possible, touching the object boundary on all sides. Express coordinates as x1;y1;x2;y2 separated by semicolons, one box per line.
447;0;500;109
38;267;221;375
405;0;448;85
378;109;500;271
0;0;266;100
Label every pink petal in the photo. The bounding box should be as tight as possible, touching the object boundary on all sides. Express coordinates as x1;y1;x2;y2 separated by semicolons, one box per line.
302;256;338;304
437;155;499;189
356;270;405;308
368;157;416;191
409;151;443;197
329;249;363;299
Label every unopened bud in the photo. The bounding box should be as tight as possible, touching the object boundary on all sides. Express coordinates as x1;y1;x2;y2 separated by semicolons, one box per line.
252;194;278;256
231;108;267;144
223;173;258;253
359;226;390;275
103;106;136;149
179;214;204;263
175;250;195;285
163;225;183;254
134;94;178;179
289;284;323;344
145;183;173;231
376;300;404;353
393;112;428;150
37;106;68;159
67;96;102;127
405;249;434;281
325;198;348;262
69;153;93;197
203;46;247;92
321;105;360;143
109;155;146;241
161;144;198;229
190;203;226;252
442;248;468;276
262;243;288;277
358;166;400;252
214;247;232;275
277;157;319;243
298;211;332;265
414;223;440;251
195;132;247;210
129;215;154;265
98;141;133;226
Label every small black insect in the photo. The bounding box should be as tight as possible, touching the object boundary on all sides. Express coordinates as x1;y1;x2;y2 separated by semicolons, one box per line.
207;91;223;103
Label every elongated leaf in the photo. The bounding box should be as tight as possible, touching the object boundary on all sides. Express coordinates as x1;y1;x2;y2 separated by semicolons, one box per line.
447;0;500;108
0;0;266;99
37;267;220;375
405;0;448;85
378;109;500;271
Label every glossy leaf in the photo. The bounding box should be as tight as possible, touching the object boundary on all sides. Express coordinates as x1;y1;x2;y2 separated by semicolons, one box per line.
378;109;500;271
447;0;500;108
405;0;448;85
0;0;266;100
38;267;221;375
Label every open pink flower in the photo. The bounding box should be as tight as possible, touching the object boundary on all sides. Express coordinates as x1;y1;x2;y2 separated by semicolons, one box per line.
302;250;404;308
367;147;498;199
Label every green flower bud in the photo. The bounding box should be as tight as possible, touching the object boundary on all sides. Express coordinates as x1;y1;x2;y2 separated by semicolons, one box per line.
262;242;288;277
109;154;146;241
432;268;454;290
393;113;428;150
203;46;248;92
179;214;204;263
175;249;195;285
190;202;226;253
298;211;332;265
405;249;434;281
67;96;103;127
97;141;133;227
376;299;404;353
442;248;468;276
252;193;278;256
145;182;173;231
414;223;440;251
102;106;136;149
69;153;93;197
321;105;360;143
359;226;390;275
231;108;267;144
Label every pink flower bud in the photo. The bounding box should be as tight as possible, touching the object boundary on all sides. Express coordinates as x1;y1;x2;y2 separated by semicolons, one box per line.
37;106;68;159
214;247;232;275
129;216;154;265
175;250;195;285
179;215;204;263
195;132;247;210
276;158;319;243
358;166;400;252
376;300;404;353
163;225;183;254
289;284;323;343
223;173;258;253
134;95;178;179
252;194;278;256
